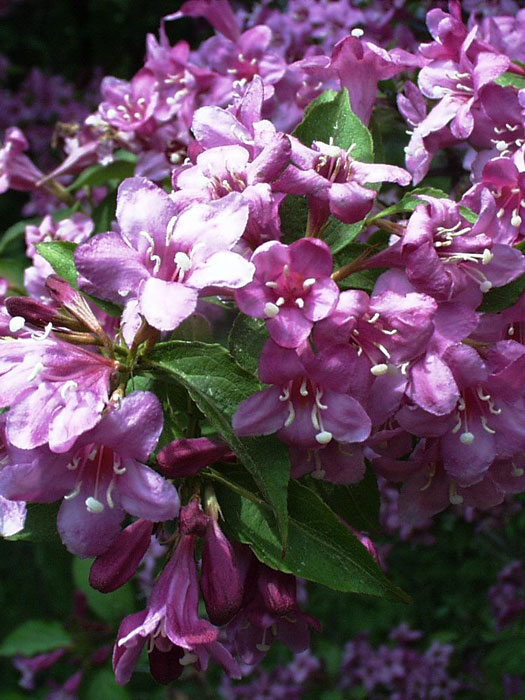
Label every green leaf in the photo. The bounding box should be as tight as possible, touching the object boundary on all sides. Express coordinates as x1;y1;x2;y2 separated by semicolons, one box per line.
370;187;448;221
479;273;525;313
216;477;409;601
458;204;478;224
36;241;78;286
485;636;525;674
294;88;374;162
72;558;135;624
323;217;364;254
0;257;26;290
495;71;525;89
228;314;267;376
0;619;72;656
92;191;117;233
279;193;309;244
6;503;60;543
68;156;136;191
0;207;81;255
146;341;290;544
306;465;380;533
82;669;131;700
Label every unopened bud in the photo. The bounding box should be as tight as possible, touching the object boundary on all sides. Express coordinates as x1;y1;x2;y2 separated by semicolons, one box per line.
257;564;297;616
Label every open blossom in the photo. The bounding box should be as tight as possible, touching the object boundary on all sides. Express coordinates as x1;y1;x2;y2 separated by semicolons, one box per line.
276;137;410;233
98;68;158;133
0;391;179;557
235;238;339;348
75;177;255;332
233;340;371;462
0;127;43;193
0;331;117;453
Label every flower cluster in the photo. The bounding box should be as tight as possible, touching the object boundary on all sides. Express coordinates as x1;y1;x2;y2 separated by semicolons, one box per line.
1;0;525;692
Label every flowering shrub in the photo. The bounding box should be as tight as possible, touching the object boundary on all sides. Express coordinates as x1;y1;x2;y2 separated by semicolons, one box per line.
2;0;525;697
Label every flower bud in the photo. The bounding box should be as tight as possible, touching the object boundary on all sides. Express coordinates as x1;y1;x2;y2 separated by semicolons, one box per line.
45;274;107;340
179;500;209;536
89;519;153;593
257;564;297;616
5;296;81;332
200;519;247;625
157;437;234;478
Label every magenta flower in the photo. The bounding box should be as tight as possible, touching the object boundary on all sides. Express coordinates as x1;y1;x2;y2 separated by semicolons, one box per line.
276;138;410;233
233;340;371;449
0;333;117;453
75;177;254;332
0;392;179;557
113;529;240;685
0;127;43;194
99;68;158;133
235;239;339;348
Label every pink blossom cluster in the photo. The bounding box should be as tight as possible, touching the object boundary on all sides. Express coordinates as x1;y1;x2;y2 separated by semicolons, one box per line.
1;0;525;691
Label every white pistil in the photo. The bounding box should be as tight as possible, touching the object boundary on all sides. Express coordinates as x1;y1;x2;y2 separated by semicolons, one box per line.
315;430;333;444
85;496;104;513
284;402;295;427
8;316;25;333
303;278;316;289
60;380;78;399
495;140;508;151
511;211;522;227
264;302;280;318
27;362;44;382
459;431;474;445
370;363;389;376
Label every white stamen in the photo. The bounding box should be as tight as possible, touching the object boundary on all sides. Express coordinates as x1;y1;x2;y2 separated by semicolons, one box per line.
351;27;364;37
31;322;53;341
315;430;333;444
283;264;290;277
85;496;104;513
451;414;462;434
276;296;285;306
28;362;44;382
375;342;391;359
508;325;515;336
368;313;380;324
315;389;328;410
481;416;496;434
511;212;522;227
303;278;316;289
255;644;271;652
459;431;474;445
60;380;78;399
113;456;127;475
106;480;116;508
264;302;280;318
299;379;308;396
67;457;81;471
118;289;130;297
284;402;295;427
179;652;199;666
480;280;492;293
64;482;82;500
512;463;524;477
370;363;389;376
496;140;508;151
265;281;278;289
88;447;98;460
449;483;464;505
150;254;162;274
9;316;25;333
477;387;491;401
295;297;305;309
279;387;290;402
166;215;178;243
481;248;493;265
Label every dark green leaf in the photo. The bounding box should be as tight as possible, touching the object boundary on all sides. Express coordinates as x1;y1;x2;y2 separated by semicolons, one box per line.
68;157;136;191
146;341;290;544
72;558;134;624
323;217;364;254
306;465;380;533
228;314;267;376
0;257;26;290
495;72;525;89
36;241;78;286
479;273;525;313
0;620;72;657
458;205;477;224
294;89;374;162
6;503;61;543
0;206;81;255
82;668;131;700
92;192;117;233
216;477;409;601
279;193;309;244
